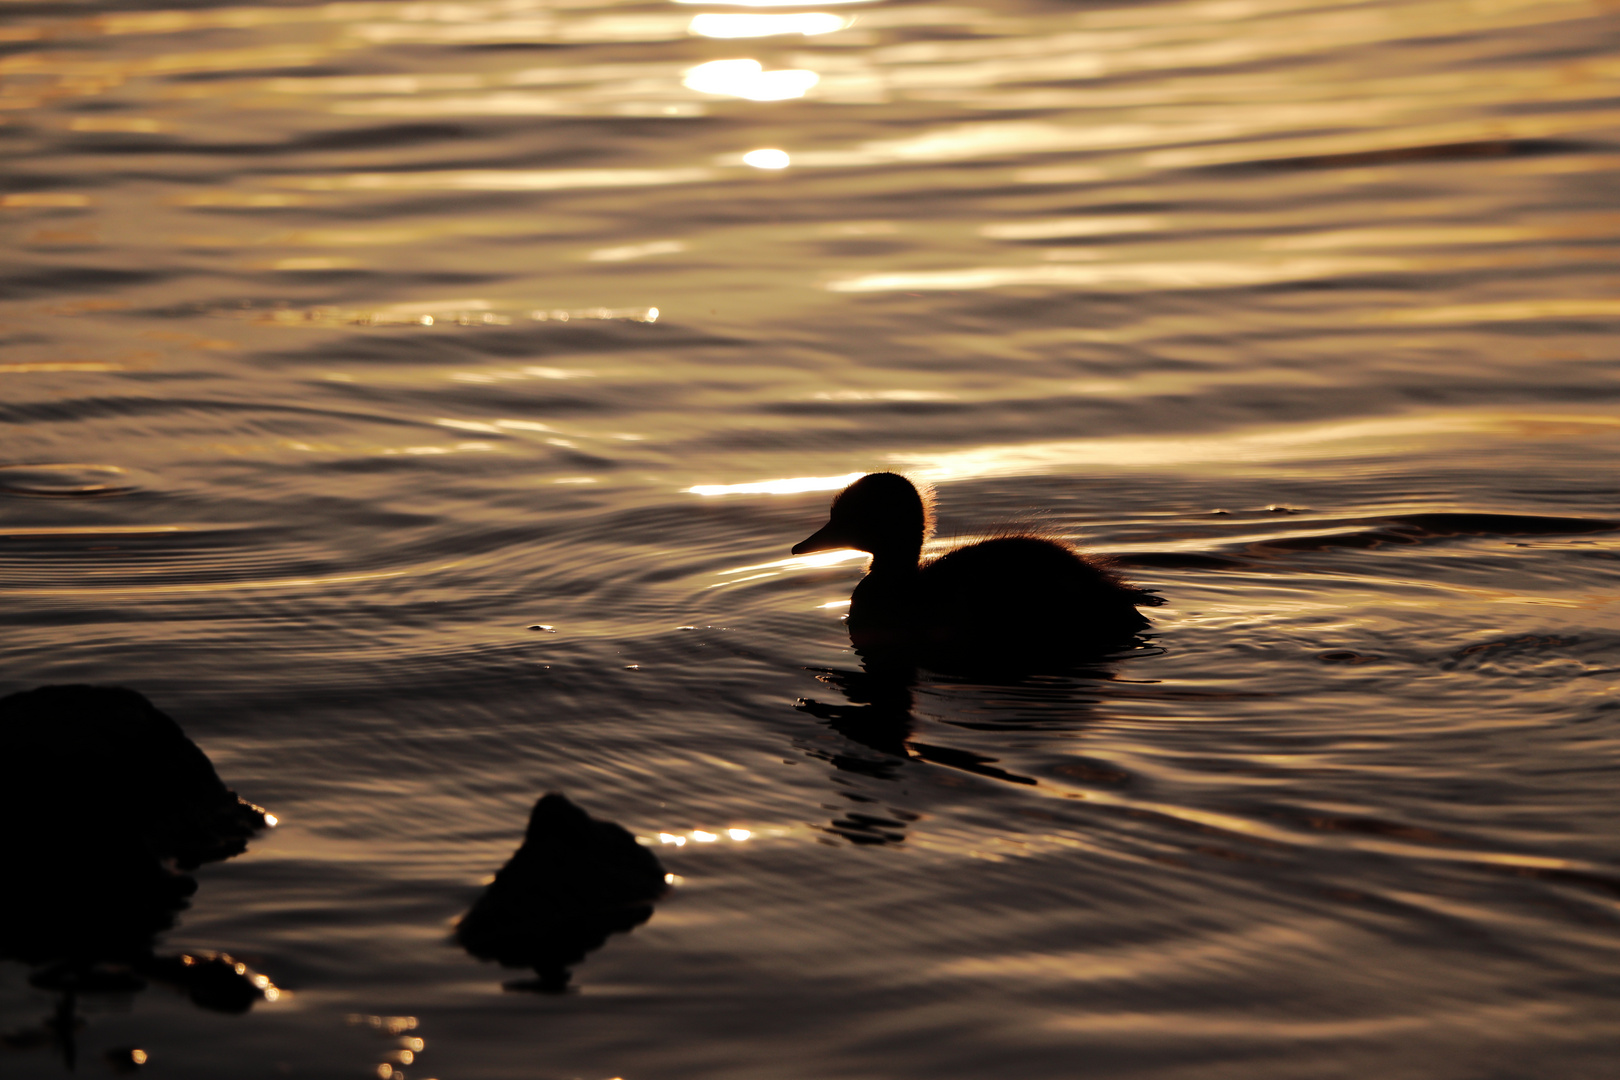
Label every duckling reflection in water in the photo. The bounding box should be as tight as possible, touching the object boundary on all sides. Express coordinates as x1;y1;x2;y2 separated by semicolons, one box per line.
794;473;1162;664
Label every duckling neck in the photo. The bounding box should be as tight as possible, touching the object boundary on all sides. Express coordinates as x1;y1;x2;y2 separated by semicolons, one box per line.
850;548;924;646
866;545;922;578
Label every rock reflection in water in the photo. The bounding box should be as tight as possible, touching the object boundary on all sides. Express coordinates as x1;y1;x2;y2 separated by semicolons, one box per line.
0;686;273;1069
457;793;668;993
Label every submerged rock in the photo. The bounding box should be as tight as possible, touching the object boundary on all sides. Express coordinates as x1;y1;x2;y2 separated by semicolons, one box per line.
0;685;268;1004
0;685;267;873
457;793;667;992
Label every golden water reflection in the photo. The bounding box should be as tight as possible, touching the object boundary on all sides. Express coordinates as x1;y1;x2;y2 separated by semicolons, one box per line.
674;0;874;5
825;256;1406;293
742;148;792;168
891;412;1620;483
3;0;1619;1073
684;58;820;100
688;12;854;38
684;413;1620;501
690;473;864;496
979;217;1163;241
274;168;716;192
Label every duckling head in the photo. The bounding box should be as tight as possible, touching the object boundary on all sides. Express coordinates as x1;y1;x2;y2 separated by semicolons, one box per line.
793;472;933;566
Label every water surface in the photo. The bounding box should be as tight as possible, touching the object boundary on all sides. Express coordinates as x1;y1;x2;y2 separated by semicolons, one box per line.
2;0;1619;1076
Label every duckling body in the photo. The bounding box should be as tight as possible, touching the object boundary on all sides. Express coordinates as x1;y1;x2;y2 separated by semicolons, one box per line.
794;473;1158;660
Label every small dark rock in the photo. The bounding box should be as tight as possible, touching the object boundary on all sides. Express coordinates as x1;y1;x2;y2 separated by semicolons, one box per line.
140;952;265;1015
456;793;667;991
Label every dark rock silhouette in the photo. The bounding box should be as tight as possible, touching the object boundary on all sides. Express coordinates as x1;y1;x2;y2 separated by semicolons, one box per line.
0;684;267;874
0;685;271;1067
457;793;667;993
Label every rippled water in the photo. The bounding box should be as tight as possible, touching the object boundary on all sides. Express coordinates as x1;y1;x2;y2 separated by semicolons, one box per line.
3;0;1619;1075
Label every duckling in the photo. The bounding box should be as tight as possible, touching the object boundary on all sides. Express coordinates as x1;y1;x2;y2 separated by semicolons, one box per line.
793;472;1160;660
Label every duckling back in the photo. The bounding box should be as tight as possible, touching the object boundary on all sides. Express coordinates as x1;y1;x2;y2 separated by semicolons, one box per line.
918;536;1152;654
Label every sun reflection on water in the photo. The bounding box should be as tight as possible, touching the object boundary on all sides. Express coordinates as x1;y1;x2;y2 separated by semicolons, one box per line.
743;148;792;168
650;828;763;845
891;411;1620;482
684;58;819;100
674;0;872;5
689;472;861;496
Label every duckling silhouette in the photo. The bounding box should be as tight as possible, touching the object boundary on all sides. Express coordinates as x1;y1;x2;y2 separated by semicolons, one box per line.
793;473;1161;662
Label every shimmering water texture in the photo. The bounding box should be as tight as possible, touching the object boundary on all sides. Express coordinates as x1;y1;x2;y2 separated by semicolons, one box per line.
2;0;1619;1077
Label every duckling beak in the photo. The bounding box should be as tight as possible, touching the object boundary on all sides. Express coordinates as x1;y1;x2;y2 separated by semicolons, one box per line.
793;521;850;555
